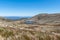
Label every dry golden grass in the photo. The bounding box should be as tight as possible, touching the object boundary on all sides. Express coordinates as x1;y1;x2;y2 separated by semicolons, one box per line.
0;26;60;40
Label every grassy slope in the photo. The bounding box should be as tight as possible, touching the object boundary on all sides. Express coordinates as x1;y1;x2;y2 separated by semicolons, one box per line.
0;26;60;40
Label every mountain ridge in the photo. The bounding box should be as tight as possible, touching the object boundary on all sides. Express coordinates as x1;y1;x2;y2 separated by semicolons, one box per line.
28;13;60;25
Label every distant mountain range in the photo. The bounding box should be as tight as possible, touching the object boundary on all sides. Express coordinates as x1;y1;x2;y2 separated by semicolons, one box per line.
0;13;60;25
4;16;31;21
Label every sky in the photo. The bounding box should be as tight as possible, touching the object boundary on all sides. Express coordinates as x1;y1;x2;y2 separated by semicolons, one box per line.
0;0;60;16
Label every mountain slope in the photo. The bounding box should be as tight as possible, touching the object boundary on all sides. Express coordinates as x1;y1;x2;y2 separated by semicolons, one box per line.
30;13;60;25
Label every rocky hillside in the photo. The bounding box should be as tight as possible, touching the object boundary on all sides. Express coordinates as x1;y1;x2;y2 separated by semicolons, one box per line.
29;13;60;25
0;13;60;40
